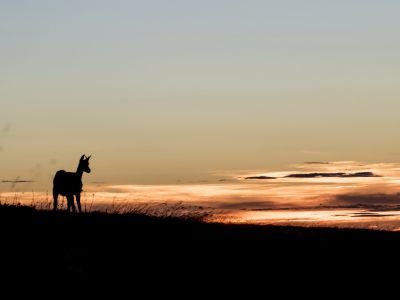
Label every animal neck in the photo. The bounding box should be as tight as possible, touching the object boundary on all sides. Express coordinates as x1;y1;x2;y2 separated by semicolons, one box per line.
76;167;84;179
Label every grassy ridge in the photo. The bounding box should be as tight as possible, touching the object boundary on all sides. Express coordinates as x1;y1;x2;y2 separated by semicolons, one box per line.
1;204;400;292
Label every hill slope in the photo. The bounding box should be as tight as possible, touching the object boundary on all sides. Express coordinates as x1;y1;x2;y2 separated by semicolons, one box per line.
1;204;399;292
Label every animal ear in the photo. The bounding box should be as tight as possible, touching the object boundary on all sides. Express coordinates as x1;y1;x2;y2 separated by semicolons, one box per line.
80;155;86;161
87;155;91;161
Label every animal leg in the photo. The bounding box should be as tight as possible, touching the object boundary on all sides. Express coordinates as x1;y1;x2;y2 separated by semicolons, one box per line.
67;195;76;212
53;190;58;211
76;193;82;213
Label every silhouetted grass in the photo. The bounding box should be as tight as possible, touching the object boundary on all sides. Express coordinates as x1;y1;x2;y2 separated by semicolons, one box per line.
1;203;399;294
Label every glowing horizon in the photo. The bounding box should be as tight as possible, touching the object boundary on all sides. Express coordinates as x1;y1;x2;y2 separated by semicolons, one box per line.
2;161;400;213
2;160;400;230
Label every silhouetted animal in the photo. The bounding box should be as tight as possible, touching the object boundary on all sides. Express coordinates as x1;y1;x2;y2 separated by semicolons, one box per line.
53;155;91;212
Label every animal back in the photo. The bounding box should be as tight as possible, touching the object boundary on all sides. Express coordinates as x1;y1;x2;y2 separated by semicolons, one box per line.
53;170;82;195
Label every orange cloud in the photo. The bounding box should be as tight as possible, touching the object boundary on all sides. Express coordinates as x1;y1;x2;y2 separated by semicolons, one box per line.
3;161;400;230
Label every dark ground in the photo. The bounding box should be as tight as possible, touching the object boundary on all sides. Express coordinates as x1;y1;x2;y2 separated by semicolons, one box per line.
1;204;399;295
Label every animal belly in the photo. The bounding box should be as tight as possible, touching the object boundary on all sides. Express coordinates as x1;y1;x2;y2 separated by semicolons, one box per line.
58;188;81;196
55;182;82;195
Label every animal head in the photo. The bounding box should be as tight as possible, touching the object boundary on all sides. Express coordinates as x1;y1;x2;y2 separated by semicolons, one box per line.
79;154;91;173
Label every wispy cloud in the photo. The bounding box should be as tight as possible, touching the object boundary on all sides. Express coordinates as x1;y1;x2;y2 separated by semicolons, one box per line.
1;178;34;189
331;193;400;206
238;161;396;182
244;171;380;179
245;176;277;180
285;172;380;178
1;180;34;183
82;161;400;210
214;200;281;210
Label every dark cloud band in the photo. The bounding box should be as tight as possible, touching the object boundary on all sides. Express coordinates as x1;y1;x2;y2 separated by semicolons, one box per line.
245;172;380;180
285;172;380;178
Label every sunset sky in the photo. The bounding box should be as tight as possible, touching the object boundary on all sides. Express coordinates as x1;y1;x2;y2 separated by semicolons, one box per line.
1;0;400;220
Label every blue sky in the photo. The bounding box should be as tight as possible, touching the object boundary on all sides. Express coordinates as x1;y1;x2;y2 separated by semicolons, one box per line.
1;1;400;189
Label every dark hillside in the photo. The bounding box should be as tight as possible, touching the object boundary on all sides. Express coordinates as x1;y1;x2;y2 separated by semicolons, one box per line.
0;204;398;293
